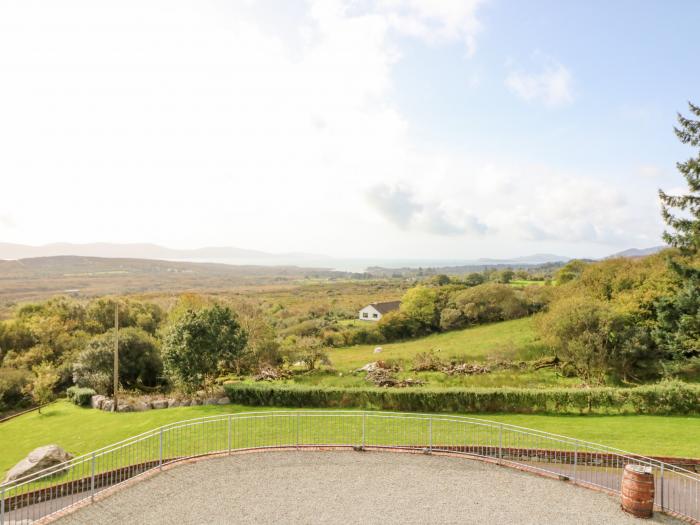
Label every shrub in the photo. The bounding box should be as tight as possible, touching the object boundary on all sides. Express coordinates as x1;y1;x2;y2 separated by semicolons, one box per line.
452;284;528;325
163;304;248;393
66;386;97;406
31;362;60;412
377;311;422;341
223;382;700;415
73;327;163;394
0;367;32;412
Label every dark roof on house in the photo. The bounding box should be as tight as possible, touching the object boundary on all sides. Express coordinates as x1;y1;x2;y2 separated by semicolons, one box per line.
369;301;401;314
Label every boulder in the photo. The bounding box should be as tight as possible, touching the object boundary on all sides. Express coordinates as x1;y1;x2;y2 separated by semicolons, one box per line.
3;445;74;483
190;399;202;406
355;362;379;373
151;399;168;409
167;399;180;408
217;397;229;405
117;404;133;413
132;400;151;412
179;399;191;407
102;400;114;412
90;395;106;409
205;398;219;405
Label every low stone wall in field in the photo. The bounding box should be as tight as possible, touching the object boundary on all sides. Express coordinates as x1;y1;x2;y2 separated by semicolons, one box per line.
89;395;230;412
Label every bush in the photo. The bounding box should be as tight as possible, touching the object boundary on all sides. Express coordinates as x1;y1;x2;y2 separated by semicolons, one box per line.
452;284;528;325
0;367;32;412
73;327;163;394
223;381;700;415
66;386;97;406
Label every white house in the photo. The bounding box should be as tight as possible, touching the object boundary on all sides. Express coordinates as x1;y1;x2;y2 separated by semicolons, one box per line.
358;301;401;321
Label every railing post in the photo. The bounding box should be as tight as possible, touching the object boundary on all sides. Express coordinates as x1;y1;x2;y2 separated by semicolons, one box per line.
573;442;578;481
361;413;366;450
228;415;232;455
659;463;664;510
498;424;503;464
159;428;163;470
90;452;96;502
296;413;300;449
428;417;433;453
1;486;5;525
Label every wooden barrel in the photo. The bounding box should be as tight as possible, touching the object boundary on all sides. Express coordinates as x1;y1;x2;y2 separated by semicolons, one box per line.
621;464;655;518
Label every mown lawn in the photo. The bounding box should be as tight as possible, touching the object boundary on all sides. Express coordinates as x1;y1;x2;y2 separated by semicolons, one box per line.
1;401;698;479
328;318;542;371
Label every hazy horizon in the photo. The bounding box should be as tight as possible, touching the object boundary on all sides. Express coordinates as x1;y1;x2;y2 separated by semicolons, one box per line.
1;1;698;260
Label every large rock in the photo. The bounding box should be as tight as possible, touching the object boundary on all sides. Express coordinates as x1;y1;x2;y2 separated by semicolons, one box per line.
90;395;106;409
167;399;180;408
217;397;229;405
151;399;168;409
132;400;151;412
3;445;74;483
102;399;114;412
205;398;219;405
179;399;191;407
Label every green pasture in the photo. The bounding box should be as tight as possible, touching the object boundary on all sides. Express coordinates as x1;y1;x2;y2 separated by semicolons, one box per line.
328;318;541;370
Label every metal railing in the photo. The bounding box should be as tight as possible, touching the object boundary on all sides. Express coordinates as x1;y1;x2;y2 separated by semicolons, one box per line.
1;411;698;524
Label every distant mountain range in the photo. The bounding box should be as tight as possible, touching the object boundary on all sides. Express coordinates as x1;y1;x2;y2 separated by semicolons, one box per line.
474;253;571;265
604;246;667;259
0;242;667;272
0;242;329;265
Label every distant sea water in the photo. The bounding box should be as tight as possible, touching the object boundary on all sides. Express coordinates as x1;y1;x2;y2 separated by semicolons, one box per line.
172;257;510;274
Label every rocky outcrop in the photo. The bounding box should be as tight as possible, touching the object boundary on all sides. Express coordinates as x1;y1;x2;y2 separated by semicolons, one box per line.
86;395;228;412
3;445;73;483
90;395;106;409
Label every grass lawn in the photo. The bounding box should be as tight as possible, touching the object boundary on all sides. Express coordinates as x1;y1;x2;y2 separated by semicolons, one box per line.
329;318;542;370
1;401;698;479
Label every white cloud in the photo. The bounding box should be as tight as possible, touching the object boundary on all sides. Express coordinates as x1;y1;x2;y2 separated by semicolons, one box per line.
375;0;485;55
364;156;661;250
0;1;663;259
505;61;574;107
366;184;487;235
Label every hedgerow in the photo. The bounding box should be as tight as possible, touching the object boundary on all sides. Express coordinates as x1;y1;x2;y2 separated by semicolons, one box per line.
223;381;700;415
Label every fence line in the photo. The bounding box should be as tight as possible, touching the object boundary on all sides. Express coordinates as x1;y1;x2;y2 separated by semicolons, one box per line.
1;411;698;524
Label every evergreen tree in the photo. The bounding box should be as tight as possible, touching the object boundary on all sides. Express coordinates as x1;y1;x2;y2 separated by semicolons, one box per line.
655;102;700;360
659;102;700;269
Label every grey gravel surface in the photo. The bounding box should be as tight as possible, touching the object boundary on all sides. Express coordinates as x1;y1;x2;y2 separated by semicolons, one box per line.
55;451;680;525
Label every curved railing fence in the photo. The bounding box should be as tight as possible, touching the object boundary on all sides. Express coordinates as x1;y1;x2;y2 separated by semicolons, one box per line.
1;411;698;524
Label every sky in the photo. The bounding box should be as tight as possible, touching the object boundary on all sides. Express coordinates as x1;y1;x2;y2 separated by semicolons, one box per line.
1;0;699;260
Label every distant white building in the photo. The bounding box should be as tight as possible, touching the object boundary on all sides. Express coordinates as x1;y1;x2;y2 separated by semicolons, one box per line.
358;301;401;321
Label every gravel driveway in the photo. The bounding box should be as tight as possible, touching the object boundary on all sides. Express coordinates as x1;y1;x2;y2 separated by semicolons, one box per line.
55;451;680;525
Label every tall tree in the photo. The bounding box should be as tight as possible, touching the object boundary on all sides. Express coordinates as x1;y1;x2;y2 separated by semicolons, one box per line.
162;304;248;393
656;102;700;360
659;102;700;272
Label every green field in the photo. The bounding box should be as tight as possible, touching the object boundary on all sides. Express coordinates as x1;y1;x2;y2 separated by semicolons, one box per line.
330;318;541;369
1;400;698;479
302;318;569;388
